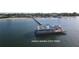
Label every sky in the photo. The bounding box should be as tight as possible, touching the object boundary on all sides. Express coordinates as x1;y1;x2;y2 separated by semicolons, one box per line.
0;0;79;13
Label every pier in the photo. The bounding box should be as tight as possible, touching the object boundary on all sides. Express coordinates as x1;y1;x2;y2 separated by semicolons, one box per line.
32;17;42;25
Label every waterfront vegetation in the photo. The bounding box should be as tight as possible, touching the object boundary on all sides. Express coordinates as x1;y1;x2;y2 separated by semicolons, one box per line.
0;12;79;18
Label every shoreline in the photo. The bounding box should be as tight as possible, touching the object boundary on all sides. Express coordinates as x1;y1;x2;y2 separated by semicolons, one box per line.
0;12;79;19
0;16;78;19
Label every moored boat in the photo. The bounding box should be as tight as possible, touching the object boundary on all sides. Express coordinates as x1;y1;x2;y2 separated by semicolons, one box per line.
35;25;65;36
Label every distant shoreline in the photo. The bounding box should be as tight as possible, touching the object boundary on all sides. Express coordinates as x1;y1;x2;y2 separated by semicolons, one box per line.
0;16;78;19
0;12;79;19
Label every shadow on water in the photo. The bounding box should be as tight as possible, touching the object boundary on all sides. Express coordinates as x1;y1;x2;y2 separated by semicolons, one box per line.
35;33;66;40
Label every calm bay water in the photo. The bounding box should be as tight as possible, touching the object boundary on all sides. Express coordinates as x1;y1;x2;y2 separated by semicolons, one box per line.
0;17;79;47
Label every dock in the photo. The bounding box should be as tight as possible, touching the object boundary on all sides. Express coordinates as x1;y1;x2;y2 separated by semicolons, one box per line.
32;17;65;36
32;17;42;25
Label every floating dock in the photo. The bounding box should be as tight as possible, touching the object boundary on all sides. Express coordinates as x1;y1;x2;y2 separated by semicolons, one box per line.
32;17;65;36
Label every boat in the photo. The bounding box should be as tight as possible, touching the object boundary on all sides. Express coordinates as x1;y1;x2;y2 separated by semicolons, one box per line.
34;25;65;36
32;17;65;36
